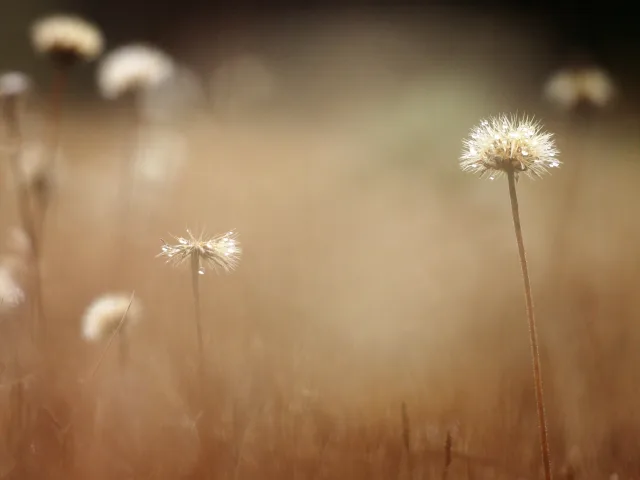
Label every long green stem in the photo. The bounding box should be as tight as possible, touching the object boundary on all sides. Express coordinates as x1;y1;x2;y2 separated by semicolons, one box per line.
506;169;552;480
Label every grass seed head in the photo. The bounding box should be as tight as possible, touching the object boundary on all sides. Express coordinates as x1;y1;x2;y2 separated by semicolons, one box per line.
460;114;560;180
31;14;104;67
158;230;241;274
82;293;142;342
97;44;175;100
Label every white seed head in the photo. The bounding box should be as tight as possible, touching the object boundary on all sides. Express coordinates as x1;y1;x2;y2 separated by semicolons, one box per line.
31;14;104;65
82;293;142;342
460;114;560;180
0;72;32;98
158;230;241;274
544;67;615;109
97;44;175;99
0;259;25;312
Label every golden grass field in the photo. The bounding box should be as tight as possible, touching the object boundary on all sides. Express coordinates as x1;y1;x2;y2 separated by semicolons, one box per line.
0;10;639;479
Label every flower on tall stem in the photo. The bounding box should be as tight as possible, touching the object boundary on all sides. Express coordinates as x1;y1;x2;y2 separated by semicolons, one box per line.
461;114;560;480
96;44;176;258
31;14;104;68
30;15;105;297
157;229;241;402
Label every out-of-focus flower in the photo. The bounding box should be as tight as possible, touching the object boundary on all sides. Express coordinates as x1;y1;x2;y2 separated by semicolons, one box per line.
544;67;615;110
0;72;32;99
0;257;26;312
97;44;175;100
158;230;241;274
82;293;141;342
460;114;560;180
31;14;104;67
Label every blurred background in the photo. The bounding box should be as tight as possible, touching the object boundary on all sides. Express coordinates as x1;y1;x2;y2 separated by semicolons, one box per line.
0;0;639;479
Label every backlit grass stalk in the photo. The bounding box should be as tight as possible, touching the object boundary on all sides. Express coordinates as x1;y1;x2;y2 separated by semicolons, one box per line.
461;114;561;480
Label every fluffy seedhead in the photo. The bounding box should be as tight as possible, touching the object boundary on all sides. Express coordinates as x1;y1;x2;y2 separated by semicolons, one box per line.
158;230;241;274
0;258;26;312
460;114;560;180
0;72;32;99
97;44;175;99
82;293;142;342
544;67;615;110
31;14;104;68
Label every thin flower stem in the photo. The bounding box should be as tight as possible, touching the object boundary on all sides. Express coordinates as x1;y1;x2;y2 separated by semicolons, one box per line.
506;169;552;480
190;253;205;386
37;66;67;253
86;292;135;382
2;97;47;340
400;402;413;479
48;66;66;166
118;102;140;229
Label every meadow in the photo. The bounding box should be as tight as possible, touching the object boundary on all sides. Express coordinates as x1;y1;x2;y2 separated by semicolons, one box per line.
0;9;638;479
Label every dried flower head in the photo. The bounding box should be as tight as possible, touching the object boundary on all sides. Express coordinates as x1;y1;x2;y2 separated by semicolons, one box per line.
82;293;142;342
460;115;560;180
544;67;615;110
0;258;26;312
0;72;32;98
97;44;175;99
31;14;104;67
158;230;241;274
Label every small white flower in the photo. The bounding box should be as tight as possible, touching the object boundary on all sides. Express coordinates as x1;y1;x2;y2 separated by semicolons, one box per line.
82;293;141;342
0;261;25;311
31;14;104;65
0;72;32;98
460;114;560;180
97;44;175;99
158;230;241;274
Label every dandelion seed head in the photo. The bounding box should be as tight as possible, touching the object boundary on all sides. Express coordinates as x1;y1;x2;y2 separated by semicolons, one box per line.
460;114;560;180
97;44;175;100
158;230;241;274
31;14;104;66
81;293;142;342
0;72;32;98
544;67;615;109
0;260;25;312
